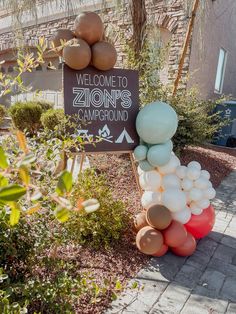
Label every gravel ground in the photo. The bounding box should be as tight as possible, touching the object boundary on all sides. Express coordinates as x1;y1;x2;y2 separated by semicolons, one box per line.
73;144;236;313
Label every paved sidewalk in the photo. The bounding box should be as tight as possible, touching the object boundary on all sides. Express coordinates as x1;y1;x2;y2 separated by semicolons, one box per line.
106;170;236;314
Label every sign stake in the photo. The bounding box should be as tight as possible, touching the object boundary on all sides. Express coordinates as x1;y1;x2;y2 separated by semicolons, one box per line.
129;152;142;197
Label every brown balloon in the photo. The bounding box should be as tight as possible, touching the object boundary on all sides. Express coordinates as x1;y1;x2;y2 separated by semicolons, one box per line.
136;226;163;255
152;244;168;257
134;212;149;231
74;11;104;45
171;232;197;257
146;205;172;230
91;41;117;71
51;29;75;56
63;38;91;70
163;221;187;248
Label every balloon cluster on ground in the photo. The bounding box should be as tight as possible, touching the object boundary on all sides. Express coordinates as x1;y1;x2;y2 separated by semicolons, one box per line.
51;12;117;71
134;101;216;257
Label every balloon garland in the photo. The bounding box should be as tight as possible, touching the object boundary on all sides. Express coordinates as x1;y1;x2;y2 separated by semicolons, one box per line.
134;101;216;257
51;12;117;71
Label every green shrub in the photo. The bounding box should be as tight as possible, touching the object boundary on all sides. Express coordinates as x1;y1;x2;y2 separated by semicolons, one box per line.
9;101;43;135
37;100;53;112
41;108;65;131
67;169;129;248
0;104;6;125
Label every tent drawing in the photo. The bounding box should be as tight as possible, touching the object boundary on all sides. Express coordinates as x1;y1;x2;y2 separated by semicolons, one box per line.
115;128;134;144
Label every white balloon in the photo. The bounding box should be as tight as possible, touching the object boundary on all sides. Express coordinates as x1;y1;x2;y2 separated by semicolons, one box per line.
196;199;210;209
141;191;161;209
188;161;201;171
194;177;209;190
176;165;187;179
139;170;162;191
201;170;210;180
162;188;187;213
189;188;203;202
158;155;181;175
187;167;201;181
162;174;181;190
181;178;193;191
185;191;192;204
172;206;191;224
207;181;213;188
137;165;144;175
190;202;203;215
203;187;216;200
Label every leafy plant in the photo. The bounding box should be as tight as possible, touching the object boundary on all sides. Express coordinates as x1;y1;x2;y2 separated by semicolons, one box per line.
41;109;66;132
66;169;129;248
0;104;6;125
9;101;43;135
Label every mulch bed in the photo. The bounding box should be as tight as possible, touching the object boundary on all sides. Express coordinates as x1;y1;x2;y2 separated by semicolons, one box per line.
71;144;236;313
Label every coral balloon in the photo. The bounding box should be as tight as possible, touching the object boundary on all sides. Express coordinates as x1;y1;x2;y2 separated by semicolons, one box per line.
134;212;149;231
146;205;172;230
136;101;178;144
74;11;104;45
92;41;117;70
171;232;196;256
63;39;91;70
185;205;215;239
152;244;168;257
163;221;187;247
51;29;75;55
136;226;163;255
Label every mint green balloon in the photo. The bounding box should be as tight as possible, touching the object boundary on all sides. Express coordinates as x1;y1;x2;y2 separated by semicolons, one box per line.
134;145;148;161
139;160;154;172
136;101;178;144
147;142;172;167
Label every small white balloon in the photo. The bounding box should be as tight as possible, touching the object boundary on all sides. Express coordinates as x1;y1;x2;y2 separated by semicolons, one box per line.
196;199;210;210
162;174;181;190
207;181;213;188
190;202;203;215
203;187;216;200
172;206;191;224
201;170;210;180
139;170;162;191
158;155;181;175
137;166;144;176
189;188;203;202
185;191;191;204
181;178;194;191
176;165;187;179
188;161;201;171
141;191;162;209
194;177;209;190
162;188;187;213
187;167;201;181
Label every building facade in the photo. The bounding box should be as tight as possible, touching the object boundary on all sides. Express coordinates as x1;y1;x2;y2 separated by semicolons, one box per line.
0;0;235;106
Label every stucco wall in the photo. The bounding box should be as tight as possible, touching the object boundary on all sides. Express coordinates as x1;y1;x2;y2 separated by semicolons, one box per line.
187;0;236;99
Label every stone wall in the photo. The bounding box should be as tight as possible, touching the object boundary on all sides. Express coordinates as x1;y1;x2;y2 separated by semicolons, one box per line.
0;0;190;87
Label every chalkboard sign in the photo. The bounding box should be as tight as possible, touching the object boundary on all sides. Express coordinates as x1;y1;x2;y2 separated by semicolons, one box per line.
63;64;139;152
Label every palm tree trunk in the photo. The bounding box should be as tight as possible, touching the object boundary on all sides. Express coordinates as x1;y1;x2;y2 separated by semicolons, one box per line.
172;0;200;95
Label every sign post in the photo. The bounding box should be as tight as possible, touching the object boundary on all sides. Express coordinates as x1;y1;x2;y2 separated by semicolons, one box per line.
63;64;142;193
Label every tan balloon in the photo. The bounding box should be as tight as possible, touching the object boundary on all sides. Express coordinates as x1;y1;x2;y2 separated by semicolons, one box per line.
134;212;149;231
92;41;117;71
51;29;75;56
63;39;91;70
136;226;163;255
146;205;172;230
74;11;104;45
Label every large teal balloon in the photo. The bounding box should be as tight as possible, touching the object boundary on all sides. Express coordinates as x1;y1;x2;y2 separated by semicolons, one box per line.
139;160;154;172
134;145;148;161
147;142;172;167
136;101;178;144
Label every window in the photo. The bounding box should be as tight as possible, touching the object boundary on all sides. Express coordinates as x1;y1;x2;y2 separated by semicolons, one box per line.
214;48;227;93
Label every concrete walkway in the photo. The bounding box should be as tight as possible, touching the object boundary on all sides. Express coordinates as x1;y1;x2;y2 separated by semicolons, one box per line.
106;170;236;314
